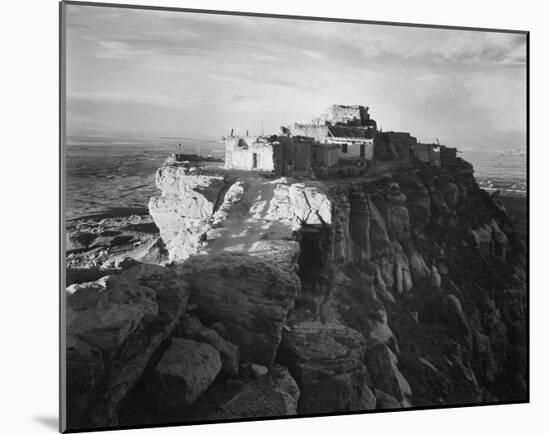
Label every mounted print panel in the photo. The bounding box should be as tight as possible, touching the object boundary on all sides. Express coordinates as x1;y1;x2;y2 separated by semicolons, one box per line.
60;1;529;432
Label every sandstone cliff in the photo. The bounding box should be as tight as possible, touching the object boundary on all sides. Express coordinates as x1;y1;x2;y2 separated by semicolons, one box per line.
65;157;527;430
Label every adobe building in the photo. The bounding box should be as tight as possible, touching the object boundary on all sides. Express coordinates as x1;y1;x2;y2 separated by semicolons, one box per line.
224;135;313;176
312;142;339;168
289;104;378;141
285;104;377;163
225;136;282;173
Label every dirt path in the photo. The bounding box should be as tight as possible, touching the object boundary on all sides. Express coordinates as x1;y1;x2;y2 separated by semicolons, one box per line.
203;175;296;261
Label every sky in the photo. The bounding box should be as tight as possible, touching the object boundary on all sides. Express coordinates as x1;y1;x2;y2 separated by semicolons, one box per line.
65;4;527;151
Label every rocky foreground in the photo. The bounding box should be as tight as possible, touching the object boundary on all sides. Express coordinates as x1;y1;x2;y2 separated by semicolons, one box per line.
65;157;527;430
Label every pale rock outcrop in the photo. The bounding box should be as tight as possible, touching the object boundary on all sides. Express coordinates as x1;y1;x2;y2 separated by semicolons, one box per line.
175;253;301;366
150;338;222;408
289;183;332;225
277;321;376;414
265;182;295;222
148;163;227;261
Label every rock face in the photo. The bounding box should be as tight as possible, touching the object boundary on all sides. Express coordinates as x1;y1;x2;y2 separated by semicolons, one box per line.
66;275;158;352
204;365;300;420
363;341;412;404
150;338;222;408
176;253;301;366
177;316;240;377
66;153;527;428
148;164;227;261
277;322;376;414
66;264;189;429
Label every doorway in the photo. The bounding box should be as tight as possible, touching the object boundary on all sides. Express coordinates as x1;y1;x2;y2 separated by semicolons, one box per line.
252;153;258;169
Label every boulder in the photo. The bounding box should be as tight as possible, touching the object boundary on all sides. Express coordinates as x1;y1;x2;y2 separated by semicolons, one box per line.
277;321;376;414
205;365;299;420
66;263;189;429
66;275;158;353
150;338;222;408
177;316;240;376
250;364;269;378
175;253;301;366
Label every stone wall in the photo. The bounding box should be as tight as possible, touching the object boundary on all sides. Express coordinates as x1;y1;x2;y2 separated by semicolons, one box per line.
325;104;370;126
414;143;441;167
335;138;374;160
312;143;339;168
289;124;330;141
288;137;313;173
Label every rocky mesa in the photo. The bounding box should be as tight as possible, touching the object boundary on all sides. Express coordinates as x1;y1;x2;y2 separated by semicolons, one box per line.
65;153;527;430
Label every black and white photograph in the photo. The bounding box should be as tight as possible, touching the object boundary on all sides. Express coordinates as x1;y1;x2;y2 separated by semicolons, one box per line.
59;1;528;432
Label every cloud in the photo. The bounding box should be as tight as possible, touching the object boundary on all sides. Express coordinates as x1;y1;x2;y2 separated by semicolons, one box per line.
68;91;194;108
302;49;324;60
65;4;527;149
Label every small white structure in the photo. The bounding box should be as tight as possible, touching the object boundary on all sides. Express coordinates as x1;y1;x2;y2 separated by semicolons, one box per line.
225;136;280;172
